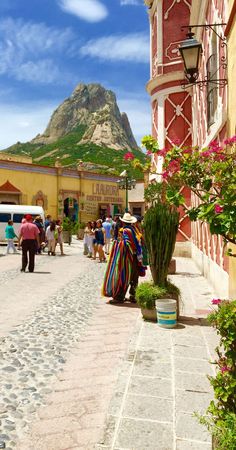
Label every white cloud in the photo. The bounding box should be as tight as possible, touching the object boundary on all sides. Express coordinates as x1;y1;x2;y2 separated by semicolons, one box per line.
13;60;62;84
80;33;149;63
0;102;58;150
58;0;108;22
120;0;142;5
0;18;75;84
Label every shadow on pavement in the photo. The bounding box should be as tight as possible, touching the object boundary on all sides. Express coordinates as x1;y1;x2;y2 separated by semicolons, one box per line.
106;301;140;309
179;316;210;327
29;271;52;274
174;272;201;278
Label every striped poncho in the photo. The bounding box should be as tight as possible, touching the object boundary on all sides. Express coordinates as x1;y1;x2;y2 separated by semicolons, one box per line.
102;225;142;298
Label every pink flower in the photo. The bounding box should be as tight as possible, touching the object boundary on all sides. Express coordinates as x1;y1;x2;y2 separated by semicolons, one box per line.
214;204;224;214
221;366;230;373
215;154;226;161
158;148;168;157
183;148;192;154
168;159;180;174
209;139;219;148
224;135;236;146
162;171;169;179
124;152;135;161
146;150;153;156
201;151;211;157
211;298;222;305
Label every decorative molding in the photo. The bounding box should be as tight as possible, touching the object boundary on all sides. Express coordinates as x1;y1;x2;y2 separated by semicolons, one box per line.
165;92;192;148
165;41;183;61
146;70;184;94
32;190;48;209
164;0;191;20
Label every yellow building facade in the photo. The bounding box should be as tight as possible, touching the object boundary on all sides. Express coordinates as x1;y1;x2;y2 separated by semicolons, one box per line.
0;159;125;222
226;0;236;298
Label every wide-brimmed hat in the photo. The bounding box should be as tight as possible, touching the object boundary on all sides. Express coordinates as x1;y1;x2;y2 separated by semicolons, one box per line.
120;213;137;224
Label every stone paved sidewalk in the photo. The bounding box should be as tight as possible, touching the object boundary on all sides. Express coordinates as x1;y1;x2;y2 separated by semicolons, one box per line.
0;248;218;450
97;258;218;450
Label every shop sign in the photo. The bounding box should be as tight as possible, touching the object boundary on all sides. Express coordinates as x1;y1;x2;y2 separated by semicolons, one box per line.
92;183;119;196
83;201;98;215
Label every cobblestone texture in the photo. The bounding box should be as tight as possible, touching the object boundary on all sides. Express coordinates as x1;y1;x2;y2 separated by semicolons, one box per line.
0;247;218;450
0;244;106;449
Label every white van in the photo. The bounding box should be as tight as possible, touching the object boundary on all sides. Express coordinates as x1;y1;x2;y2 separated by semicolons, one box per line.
0;205;45;242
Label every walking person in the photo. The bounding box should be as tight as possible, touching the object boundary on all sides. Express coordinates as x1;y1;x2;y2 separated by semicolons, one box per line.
102;217;112;255
102;213;146;303
34;216;45;254
84;222;93;258
18;214;40;272
46;221;56;256
93;220;106;262
44;214;51;231
5;220;18;254
55;219;65;255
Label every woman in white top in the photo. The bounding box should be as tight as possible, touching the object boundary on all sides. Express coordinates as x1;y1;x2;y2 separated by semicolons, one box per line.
55;219;65;255
46;221;56;255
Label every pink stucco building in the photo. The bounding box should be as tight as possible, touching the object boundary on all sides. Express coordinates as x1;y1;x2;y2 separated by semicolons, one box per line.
145;0;229;296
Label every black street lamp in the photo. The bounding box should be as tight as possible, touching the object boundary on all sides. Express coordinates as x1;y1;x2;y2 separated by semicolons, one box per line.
179;29;202;83
179;24;227;88
118;170;136;212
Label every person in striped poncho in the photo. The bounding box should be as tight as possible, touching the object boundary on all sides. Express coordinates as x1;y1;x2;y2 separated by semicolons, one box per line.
102;212;146;304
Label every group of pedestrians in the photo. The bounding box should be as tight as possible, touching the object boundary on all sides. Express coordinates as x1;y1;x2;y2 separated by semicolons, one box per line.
83;216;116;263
5;213;65;273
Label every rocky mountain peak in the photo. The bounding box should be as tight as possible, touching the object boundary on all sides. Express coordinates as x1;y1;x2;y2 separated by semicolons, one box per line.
32;83;139;151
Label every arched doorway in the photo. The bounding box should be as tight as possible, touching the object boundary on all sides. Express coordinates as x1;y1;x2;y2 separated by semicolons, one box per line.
64;197;79;221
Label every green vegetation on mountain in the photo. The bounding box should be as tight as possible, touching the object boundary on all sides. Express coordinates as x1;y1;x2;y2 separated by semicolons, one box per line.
3;83;147;179
6;125;147;179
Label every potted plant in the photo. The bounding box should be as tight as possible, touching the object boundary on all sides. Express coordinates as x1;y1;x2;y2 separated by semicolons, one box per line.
62;217;73;244
140;200;180;321
136;281;179;321
77;222;86;240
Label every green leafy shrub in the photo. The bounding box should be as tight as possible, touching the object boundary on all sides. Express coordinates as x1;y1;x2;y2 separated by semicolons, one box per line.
136;281;179;310
199;300;236;449
142;134;236;246
143;201;179;286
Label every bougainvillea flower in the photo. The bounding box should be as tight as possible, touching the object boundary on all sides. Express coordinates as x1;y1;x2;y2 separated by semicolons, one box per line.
201;151;211;157
211;298;222;305
224;136;236;146
209;139;219;148
214;204;224;214
221;366;231;373
183;148;192;154
162;171;169;179
124;152;135;161
158;148;168;157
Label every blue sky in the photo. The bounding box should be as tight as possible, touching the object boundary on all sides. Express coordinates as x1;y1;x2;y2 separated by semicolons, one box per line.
0;0;151;149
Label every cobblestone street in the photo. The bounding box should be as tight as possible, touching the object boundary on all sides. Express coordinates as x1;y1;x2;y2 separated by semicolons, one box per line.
0;241;217;449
